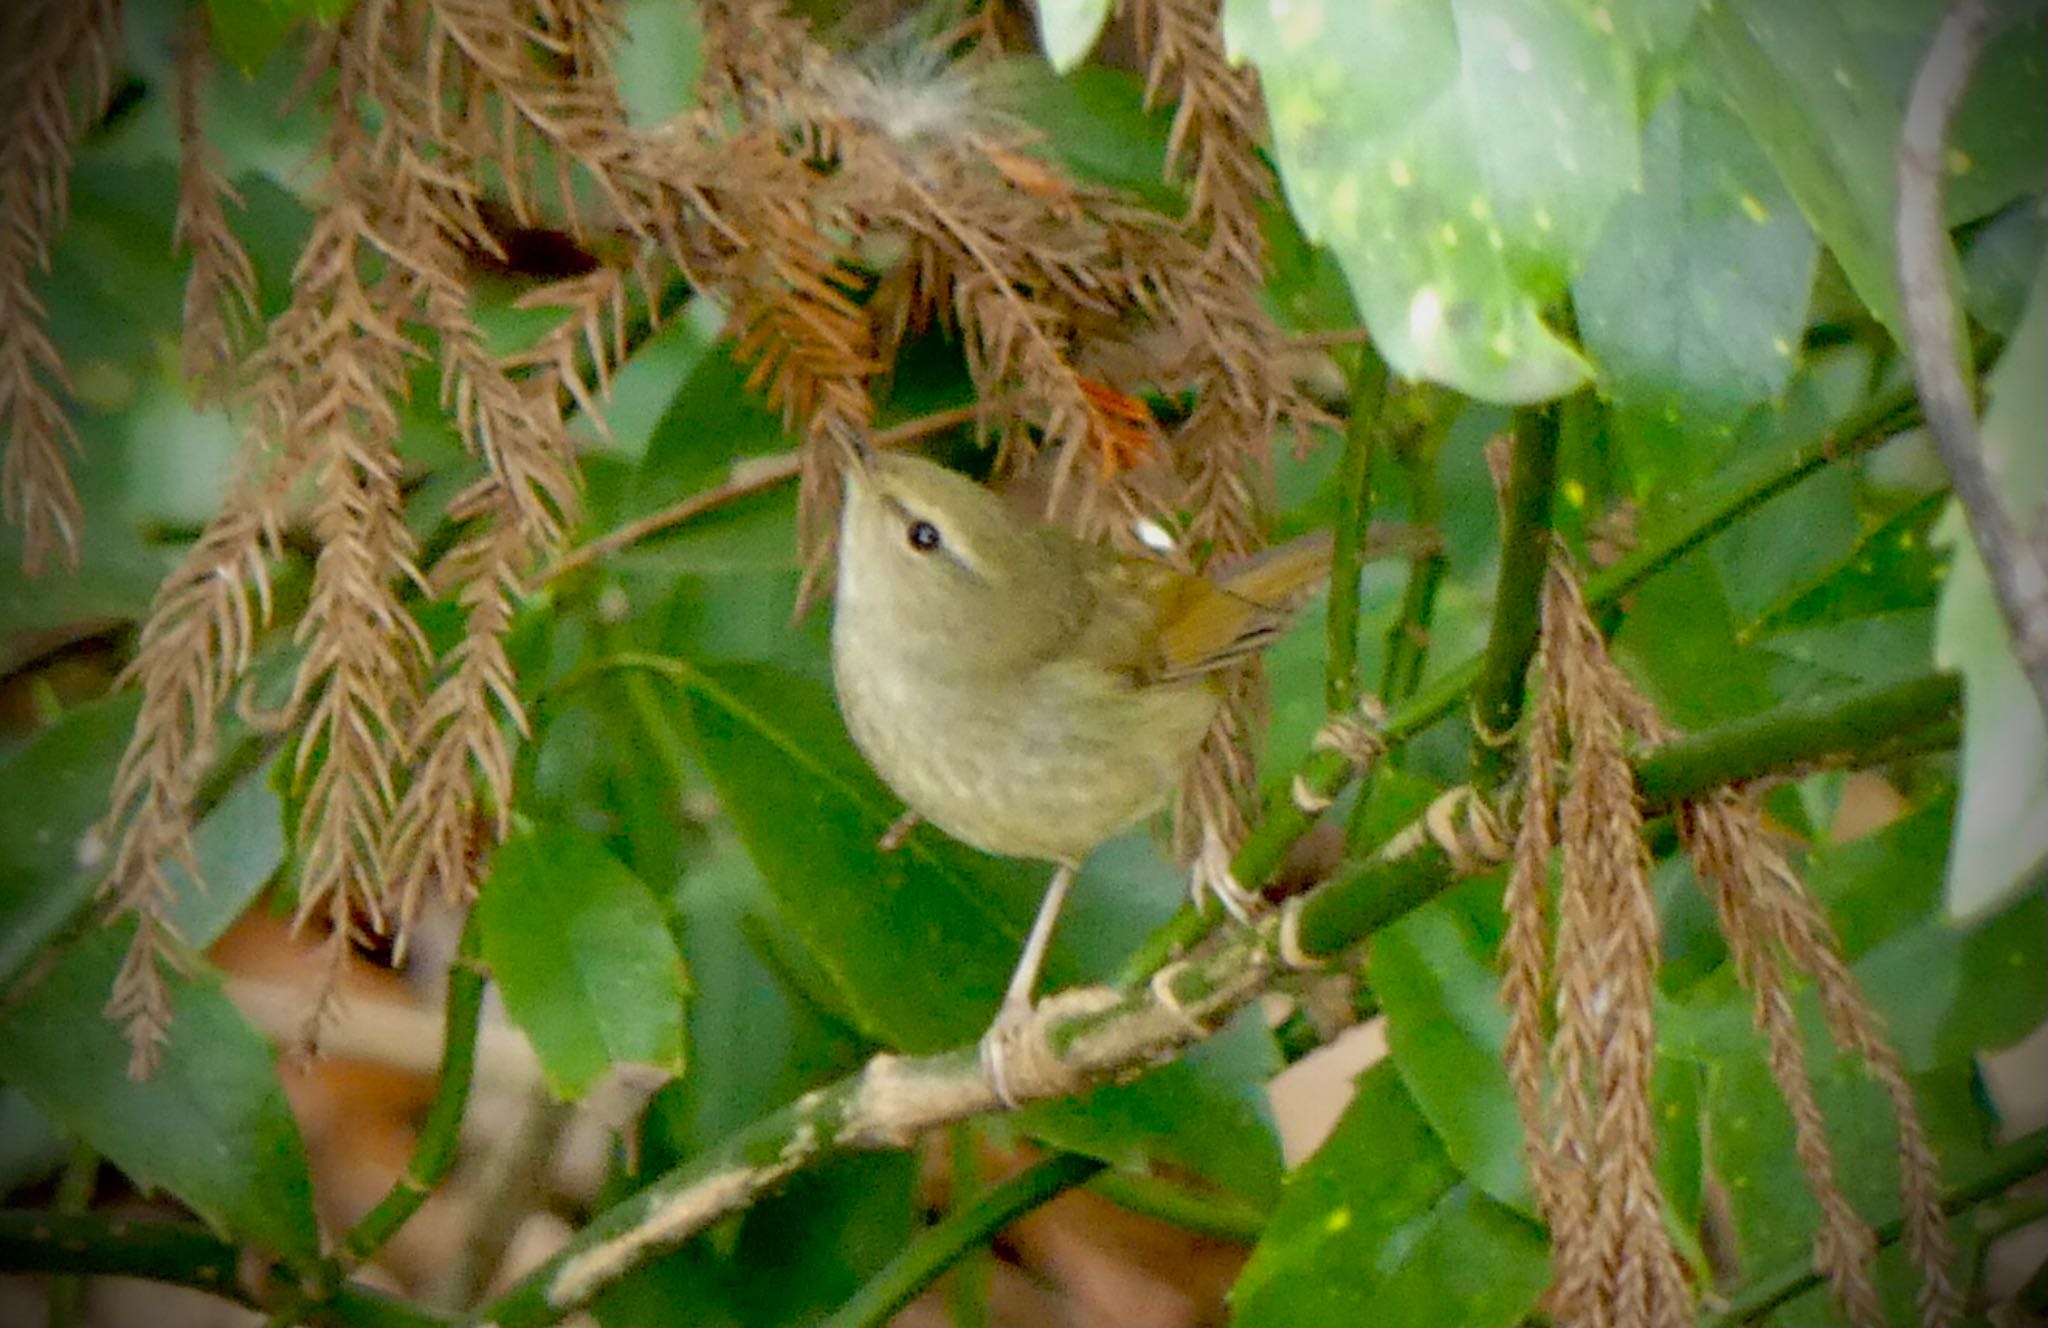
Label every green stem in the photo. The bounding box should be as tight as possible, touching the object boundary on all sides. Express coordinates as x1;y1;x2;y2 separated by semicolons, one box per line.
1325;347;1390;715
1086;1170;1269;1243
1468;401;1564;784
336;915;487;1270
1288;668;1960;960
48;1140;99;1328
0;1214;455;1328
945;1123;990;1328
1632;672;1962;807
1700;1126;2048;1326
1378;400;1454;705
820;1152;1107;1328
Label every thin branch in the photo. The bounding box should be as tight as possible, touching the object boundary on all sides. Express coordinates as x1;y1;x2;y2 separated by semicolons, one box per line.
335;915;487;1269
1698;1126;2048;1327
539;395;1017;584
1323;346;1389;715
1288;668;1962;960
466;656;1962;1325
818;1152;1108;1328
0;1213;456;1328
1469;401;1564;783
1896;0;2048;717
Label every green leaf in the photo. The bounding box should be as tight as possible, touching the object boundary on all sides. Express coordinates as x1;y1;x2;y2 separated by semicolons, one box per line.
675;659;1042;1051
477;826;690;1099
1005;64;1181;212
1019;1007;1284;1210
1689;0;1912;334
205;0;350;74
1745;491;1946;641
1936;255;2048;920
1944;13;2048;225
1035;0;1114;73
1574;89;1817;438
1615;554;1776;730
595;1152;918;1328
1370;874;1531;1214
646;837;871;1162
615;0;705;130
1225;0;1639;403
0;930;319;1265
1232;1061;1551;1327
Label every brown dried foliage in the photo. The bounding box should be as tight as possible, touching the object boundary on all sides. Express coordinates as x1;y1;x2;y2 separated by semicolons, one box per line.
1505;559;1689;1328
1504;553;1955;1327
92;0;1313;1063
1682;796;1956;1327
0;0;121;574
173;32;261;400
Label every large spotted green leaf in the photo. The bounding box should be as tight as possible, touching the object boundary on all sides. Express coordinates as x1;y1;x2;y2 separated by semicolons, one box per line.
1223;0;1639;403
1574;89;1818;444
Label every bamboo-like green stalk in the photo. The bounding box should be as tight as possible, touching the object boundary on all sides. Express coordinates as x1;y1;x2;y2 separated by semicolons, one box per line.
0;1214;455;1328
335;914;487;1270
1184;381;1921;968
1287;668;1961;958
1324;347;1390;715
1698;1126;2048;1327
819;1152;1107;1328
1467;400;1563;785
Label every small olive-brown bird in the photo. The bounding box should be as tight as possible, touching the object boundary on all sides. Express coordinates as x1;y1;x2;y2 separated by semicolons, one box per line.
831;450;1331;1094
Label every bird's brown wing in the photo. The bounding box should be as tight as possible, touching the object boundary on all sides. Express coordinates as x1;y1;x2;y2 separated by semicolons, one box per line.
1076;531;1331;685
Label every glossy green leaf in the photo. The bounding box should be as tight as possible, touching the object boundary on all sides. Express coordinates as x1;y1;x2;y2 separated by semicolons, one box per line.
1035;0;1114;73
614;0;706;130
0;930;319;1264
1005;65;1180;212
676;659;1041;1051
1225;0;1639;403
1689;0;1911;334
477;826;690;1099
1232;1061;1550;1327
1616;555;1777;730
1370;874;1531;1213
1936;256;2048;921
1574;89;1817;439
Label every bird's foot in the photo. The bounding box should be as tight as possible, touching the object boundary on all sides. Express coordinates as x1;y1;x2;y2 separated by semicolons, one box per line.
1189;822;1262;924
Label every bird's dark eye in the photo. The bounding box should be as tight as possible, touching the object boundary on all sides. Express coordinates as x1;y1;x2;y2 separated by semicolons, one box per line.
906;519;941;552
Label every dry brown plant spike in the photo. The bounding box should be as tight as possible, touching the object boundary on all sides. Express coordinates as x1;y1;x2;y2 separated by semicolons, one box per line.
173;27;261;400
1503;550;1957;1327
0;0;122;574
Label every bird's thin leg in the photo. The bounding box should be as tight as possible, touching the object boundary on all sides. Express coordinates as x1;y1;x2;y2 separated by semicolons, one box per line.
998;861;1077;1019
982;861;1078;1106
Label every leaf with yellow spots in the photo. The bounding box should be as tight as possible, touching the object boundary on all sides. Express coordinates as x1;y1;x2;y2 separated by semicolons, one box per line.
1224;0;1640;404
1574;89;1819;452
1231;1060;1552;1327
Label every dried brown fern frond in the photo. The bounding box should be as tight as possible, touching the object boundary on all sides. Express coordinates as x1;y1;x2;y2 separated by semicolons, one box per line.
100;468;292;1075
1504;552;1956;1327
376;157;583;943
0;0;121;574
1506;556;1691;1328
1682;795;1957;1327
173;29;261;400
